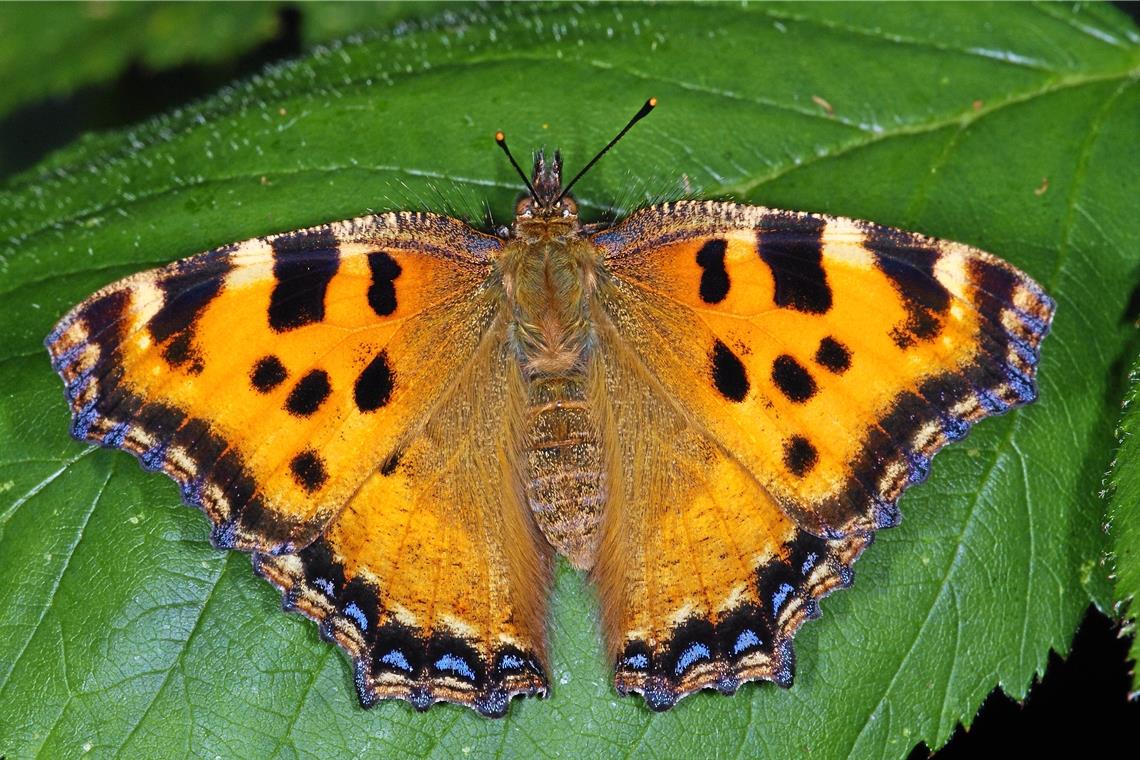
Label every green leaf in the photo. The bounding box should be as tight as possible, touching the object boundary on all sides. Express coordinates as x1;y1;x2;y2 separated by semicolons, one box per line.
1109;351;1140;696
2;2;1138;758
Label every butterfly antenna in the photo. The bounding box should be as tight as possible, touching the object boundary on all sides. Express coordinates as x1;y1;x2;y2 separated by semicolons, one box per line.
495;131;538;200
559;97;656;202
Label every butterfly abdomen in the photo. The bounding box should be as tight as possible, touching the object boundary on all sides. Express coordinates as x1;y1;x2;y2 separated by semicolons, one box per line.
502;235;608;568
524;377;605;570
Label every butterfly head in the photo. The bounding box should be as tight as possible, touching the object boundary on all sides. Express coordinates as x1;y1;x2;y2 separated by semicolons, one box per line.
495;139;579;231
514;149;579;220
495;98;656;234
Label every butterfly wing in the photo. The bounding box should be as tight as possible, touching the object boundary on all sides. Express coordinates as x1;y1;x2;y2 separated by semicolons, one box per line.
590;201;1053;708
46;213;551;716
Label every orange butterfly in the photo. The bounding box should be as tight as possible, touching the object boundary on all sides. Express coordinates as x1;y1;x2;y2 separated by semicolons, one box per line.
45;99;1053;717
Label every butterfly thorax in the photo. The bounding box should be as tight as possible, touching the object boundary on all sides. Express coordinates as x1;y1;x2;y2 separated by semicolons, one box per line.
503;149;596;379
499;150;607;569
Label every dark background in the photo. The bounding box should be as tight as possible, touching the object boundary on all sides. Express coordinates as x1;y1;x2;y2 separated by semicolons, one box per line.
3;3;1137;755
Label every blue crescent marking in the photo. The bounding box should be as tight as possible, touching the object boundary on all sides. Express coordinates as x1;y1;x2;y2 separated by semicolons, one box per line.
674;642;711;676
772;582;794;615
380;649;413;672
343;601;368;631
801;552;819;576
435;653;477;681
733;628;761;655
623;653;649;671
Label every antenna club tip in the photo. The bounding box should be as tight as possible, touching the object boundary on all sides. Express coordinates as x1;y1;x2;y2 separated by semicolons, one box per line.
648;97;658;108
494;130;505;143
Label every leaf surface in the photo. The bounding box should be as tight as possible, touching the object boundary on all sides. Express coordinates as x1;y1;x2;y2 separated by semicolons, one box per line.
1;3;1138;758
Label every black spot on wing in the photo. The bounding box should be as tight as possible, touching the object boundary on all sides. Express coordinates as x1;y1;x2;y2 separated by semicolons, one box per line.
148;249;234;344
148;248;234;372
711;340;749;402
772;354;817;403
814;336;850;374
285;369;331;417
268;228;340;332
355;351;394;412
251;355;287;393
695;239;729;304
757;212;831;313
783;436;818;477
160;331;203;374
290;450;328;492
864;224;949;347
380;447;403;476
367;251;403;317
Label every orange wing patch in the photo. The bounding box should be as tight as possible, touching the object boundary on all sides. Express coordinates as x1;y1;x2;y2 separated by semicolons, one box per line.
592;201;1052;708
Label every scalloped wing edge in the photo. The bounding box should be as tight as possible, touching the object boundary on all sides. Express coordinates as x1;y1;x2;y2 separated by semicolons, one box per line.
253;546;549;718
612;531;869;711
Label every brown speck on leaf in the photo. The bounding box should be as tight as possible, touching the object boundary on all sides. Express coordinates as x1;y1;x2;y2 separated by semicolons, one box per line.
278;107;288;116
972;99;984;111
811;95;834;117
260;176;272;186
1034;177;1049;196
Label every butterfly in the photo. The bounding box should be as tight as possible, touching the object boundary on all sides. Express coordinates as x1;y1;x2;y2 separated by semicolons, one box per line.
45;98;1054;717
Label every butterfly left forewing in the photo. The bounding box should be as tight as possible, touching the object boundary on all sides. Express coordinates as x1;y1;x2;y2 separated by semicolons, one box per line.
46;213;498;552
591;201;1053;706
